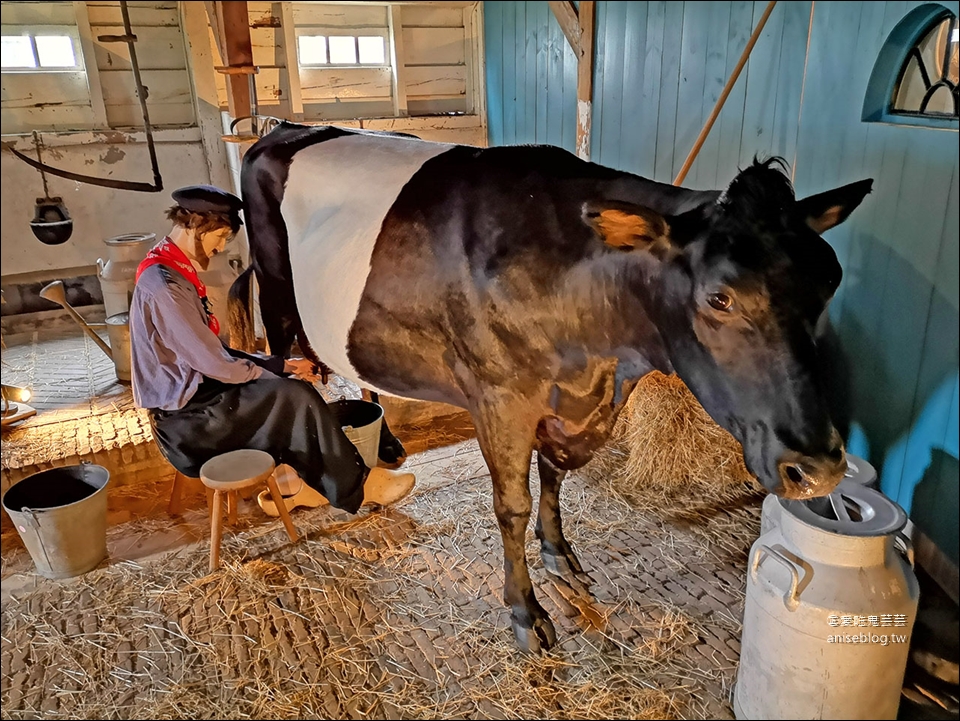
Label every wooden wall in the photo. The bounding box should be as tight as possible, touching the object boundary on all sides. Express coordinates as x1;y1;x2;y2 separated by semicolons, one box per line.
485;0;959;561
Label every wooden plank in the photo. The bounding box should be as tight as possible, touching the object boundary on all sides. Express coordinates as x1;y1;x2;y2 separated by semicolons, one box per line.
617;1;648;175
401;6;464;28
104;100;194;127
74;0;109;128
404;65;466;98
99;67;193;105
535;1;548;143
501;1;517;145
736;0;785;170
483;0;503;145
596;0;625;167
715;1;754;186
300;67;392;101
462;3;479;118
674;1;711;186
252;66;285;106
635;0;666;177
85;1;179;28
90;24;188;71
1;1;77;26
0;104;95;133
388;4;408;116
250;25;285;67
652;1;682;181
280;1;303;117
767;1;808;172
291;3;387;28
691;1;732;188
545;0;566;148
521;2;536;144
1;71;91;108
402;27;465;66
576;0;595;160
548;0;580;57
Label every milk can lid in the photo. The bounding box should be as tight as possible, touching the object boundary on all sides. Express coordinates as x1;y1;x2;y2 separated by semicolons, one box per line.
781;478;907;536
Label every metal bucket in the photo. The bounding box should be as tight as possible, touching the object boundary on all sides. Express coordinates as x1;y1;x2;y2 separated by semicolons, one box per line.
2;464;110;579
328;399;384;469
105;312;131;383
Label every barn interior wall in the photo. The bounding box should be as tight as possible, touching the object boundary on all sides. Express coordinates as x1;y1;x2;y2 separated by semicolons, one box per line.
485;0;959;563
1;1;486;294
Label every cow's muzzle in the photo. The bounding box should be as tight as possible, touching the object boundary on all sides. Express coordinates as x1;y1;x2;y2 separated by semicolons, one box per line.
775;444;847;499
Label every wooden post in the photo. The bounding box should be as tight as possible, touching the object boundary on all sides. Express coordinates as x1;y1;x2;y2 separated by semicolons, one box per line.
209;1;255;120
388;5;409;117
673;1;777;186
549;1;596;160
576;1;596;161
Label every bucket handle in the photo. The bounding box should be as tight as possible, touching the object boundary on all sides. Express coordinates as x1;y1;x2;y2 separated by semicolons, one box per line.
751;544;800;611
894;531;915;568
19;507;56;573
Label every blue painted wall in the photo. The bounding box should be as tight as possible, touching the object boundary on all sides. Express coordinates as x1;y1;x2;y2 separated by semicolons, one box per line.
485;1;959;561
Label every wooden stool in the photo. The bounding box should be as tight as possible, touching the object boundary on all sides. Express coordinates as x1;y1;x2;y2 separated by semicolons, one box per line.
199;449;299;571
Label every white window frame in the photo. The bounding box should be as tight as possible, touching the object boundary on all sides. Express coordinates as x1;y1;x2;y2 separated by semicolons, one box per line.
0;24;84;73
294;27;390;69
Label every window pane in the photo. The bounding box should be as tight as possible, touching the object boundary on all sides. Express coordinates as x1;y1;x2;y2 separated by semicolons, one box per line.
358;36;385;65
328;36;357;65
1;36;37;68
35;35;76;67
298;35;327;65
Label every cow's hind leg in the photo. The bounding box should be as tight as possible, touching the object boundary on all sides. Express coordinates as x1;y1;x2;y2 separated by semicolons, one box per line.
473;401;556;654
535;453;591;588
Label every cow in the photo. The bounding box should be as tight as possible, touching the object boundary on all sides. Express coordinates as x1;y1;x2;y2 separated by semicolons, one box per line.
230;121;872;653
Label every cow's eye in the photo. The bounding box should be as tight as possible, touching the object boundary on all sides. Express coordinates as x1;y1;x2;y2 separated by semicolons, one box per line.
708;292;733;312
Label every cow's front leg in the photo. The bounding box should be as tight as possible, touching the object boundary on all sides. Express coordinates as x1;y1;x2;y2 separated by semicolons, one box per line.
473;403;556;654
535;453;590;588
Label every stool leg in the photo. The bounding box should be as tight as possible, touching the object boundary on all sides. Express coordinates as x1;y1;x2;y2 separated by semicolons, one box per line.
227;490;238;525
266;473;299;543
205;486;215;514
210;490;224;572
168;471;185;516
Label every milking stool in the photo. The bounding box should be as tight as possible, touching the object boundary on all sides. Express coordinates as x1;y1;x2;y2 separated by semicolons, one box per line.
199;449;298;571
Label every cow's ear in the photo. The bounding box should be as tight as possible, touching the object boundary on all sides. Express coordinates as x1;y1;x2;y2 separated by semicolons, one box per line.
583;202;671;255
797;179;873;234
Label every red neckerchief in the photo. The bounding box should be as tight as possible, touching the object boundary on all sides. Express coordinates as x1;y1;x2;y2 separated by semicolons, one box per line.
136;237;220;335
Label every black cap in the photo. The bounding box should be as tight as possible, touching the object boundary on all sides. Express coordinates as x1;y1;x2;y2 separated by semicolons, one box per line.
171;185;243;220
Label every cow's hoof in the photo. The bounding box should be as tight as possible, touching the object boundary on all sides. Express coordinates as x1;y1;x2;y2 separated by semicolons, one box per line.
542;548;592;588
378;432;407;467
511;613;557;654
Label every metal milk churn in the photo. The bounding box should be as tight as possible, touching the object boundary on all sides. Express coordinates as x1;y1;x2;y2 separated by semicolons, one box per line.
735;477;919;720
97;232;155;317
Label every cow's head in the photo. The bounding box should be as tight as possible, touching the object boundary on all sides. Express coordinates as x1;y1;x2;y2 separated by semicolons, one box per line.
586;158;872;499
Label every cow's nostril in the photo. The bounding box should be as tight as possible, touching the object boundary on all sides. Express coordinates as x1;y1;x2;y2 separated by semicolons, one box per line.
784;464;806;486
827;446;844;462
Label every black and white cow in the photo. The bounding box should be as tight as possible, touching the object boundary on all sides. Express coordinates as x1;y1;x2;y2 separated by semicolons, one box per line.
233;121;872;653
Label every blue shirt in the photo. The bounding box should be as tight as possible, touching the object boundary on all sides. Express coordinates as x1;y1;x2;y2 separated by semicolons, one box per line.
130;264;283;410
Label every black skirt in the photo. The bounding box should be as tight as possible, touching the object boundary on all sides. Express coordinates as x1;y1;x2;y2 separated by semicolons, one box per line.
150;376;368;513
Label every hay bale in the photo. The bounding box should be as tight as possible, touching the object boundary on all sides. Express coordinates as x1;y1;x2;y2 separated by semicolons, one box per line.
584;371;761;510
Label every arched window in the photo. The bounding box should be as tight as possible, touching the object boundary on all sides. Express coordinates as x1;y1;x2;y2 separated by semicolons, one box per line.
863;4;959;130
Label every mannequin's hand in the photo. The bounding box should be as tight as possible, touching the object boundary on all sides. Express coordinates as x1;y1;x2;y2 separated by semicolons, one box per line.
284;357;319;383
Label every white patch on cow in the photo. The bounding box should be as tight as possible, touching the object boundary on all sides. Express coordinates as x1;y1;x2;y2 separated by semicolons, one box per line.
282;132;452;392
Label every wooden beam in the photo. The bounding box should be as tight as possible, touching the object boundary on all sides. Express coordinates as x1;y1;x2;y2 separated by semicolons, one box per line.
73;1;108;129
548;1;580;56
204;1;226;61
576;1;596;160
279;1;303;118
217;1;255;119
388;5;409;117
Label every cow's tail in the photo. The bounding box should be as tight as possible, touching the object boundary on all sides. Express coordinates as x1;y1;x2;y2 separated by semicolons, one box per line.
227;266;258;353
